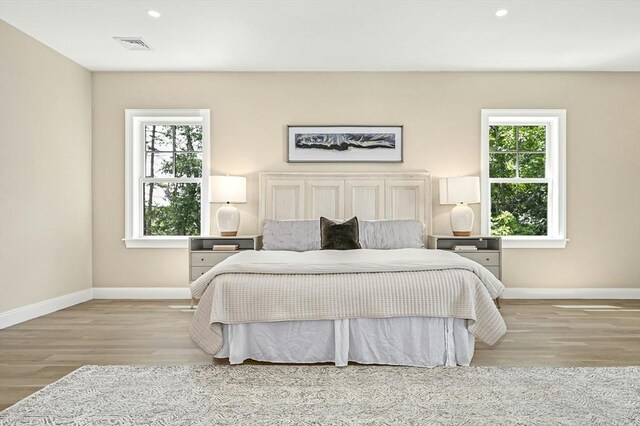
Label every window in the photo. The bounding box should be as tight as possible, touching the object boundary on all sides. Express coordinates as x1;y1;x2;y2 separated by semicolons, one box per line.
481;110;566;248
125;109;210;248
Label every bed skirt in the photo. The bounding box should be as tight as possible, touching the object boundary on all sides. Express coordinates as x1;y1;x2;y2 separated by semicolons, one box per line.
215;317;474;367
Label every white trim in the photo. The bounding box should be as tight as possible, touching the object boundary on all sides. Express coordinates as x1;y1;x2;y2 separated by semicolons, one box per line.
124;109;210;249
502;288;640;299
122;236;189;249
502;237;568;249
480;109;566;248
93;287;191;299
489;178;549;184
0;289;93;329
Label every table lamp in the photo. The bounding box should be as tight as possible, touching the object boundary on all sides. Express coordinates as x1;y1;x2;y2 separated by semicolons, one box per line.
439;176;481;236
210;175;247;236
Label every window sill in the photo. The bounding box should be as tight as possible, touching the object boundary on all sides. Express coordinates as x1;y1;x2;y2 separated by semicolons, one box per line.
123;237;189;249
502;237;568;249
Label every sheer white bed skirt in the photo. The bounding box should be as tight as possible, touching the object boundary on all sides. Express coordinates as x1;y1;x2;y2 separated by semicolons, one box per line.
215;317;474;367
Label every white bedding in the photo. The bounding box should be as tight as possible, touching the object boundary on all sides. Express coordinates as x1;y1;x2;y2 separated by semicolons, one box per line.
191;248;505;299
217;317;474;367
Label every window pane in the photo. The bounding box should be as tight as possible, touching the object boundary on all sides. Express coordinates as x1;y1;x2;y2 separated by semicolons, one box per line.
519;153;546;178
518;125;546;152
175;125;203;151
143;182;201;236
145;153;174;177
489;153;517;178
145;125;174;151
145;125;203;152
489;125;516;152
175;153;203;177
490;183;548;236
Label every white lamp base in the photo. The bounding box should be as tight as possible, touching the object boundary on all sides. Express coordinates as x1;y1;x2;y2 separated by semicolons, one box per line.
450;203;474;236
216;204;240;237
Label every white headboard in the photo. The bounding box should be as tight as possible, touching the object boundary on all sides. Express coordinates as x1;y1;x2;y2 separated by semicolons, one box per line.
259;172;432;233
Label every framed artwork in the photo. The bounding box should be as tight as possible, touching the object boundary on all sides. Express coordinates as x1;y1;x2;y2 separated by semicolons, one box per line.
287;125;403;163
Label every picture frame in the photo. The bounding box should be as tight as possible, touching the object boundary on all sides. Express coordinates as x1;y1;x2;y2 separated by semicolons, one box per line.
287;125;403;163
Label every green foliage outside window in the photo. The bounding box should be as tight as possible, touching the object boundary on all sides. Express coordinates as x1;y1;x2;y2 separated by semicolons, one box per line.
143;125;203;236
489;125;548;236
490;183;548;236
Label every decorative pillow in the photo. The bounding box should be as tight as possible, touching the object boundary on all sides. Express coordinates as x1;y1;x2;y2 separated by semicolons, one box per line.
359;220;425;249
320;217;362;250
262;219;320;251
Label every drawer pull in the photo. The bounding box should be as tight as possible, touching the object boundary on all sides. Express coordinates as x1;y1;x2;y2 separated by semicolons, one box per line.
201;258;204;261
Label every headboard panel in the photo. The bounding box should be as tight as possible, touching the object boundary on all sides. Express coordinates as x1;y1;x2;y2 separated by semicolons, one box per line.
259;172;431;233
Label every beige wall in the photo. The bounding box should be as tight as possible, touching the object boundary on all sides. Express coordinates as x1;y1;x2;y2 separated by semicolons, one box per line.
92;71;640;290
1;22;636;312
0;21;92;312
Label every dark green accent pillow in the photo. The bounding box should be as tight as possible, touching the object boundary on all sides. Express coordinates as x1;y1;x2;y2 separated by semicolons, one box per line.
320;217;362;250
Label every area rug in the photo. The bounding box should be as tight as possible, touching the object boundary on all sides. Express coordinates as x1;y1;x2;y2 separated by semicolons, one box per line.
1;365;638;425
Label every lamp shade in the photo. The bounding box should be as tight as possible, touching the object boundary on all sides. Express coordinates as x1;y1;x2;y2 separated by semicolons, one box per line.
439;176;481;205
210;175;247;203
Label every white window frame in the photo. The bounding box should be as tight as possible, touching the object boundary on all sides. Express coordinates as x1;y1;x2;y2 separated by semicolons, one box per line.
480;109;567;249
124;109;210;248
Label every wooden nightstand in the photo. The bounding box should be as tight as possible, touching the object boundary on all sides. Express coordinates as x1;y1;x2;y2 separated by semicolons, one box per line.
427;235;502;307
188;235;262;308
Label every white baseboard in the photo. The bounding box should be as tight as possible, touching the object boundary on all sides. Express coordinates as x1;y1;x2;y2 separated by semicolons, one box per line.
502;287;640;299
2;286;636;330
0;288;93;329
92;287;191;300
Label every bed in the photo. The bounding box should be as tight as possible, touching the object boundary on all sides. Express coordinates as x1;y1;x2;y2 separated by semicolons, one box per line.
189;172;506;367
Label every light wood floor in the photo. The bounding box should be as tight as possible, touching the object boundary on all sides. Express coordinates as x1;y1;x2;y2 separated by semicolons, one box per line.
1;299;639;410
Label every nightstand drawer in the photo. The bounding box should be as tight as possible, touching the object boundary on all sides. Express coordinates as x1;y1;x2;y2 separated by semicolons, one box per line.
191;252;237;267
457;252;500;266
191;266;213;281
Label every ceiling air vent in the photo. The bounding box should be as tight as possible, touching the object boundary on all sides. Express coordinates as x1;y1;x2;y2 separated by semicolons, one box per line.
113;37;152;50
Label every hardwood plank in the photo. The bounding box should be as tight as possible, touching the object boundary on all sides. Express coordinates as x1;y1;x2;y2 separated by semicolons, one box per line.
1;299;639;410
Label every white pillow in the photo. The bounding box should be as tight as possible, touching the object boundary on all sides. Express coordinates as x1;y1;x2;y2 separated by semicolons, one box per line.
358;220;425;249
262;219;321;251
262;219;424;251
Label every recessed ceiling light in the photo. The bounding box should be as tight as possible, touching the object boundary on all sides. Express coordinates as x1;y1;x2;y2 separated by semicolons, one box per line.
147;10;161;18
495;9;508;17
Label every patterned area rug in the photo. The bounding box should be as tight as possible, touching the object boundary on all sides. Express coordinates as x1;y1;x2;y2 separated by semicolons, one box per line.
1;365;638;425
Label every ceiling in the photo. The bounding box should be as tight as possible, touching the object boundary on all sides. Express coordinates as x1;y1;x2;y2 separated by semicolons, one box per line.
1;0;639;71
